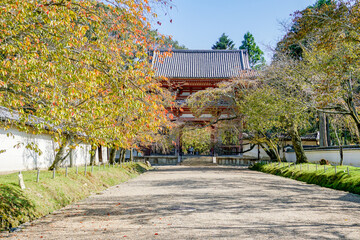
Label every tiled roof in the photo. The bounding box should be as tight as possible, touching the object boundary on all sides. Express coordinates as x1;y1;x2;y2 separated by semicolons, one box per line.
280;132;319;141
0;106;20;122
152;50;252;79
0;106;55;131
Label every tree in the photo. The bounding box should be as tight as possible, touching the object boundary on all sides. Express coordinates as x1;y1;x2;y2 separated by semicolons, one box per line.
148;30;187;49
282;0;360;139
187;55;313;163
275;0;335;59
239;32;265;69
262;54;315;163
186;79;285;162
0;0;172;169
212;33;236;50
181;126;212;154
162;36;187;49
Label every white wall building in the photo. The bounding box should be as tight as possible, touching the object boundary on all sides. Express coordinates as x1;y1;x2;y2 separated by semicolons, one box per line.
0;127;109;173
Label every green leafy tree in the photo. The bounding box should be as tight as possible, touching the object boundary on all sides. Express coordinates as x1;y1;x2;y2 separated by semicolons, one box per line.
186;79;284;162
239;32;265;69
280;0;360;138
181;126;212;154
212;33;235;50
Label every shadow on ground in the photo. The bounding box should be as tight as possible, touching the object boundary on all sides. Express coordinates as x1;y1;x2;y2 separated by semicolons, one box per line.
3;166;360;239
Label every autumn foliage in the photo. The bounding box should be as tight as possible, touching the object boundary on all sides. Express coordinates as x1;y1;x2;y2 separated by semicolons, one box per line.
0;0;173;166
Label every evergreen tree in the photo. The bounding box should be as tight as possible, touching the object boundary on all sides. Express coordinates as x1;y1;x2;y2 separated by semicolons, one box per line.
239;32;265;69
212;33;235;50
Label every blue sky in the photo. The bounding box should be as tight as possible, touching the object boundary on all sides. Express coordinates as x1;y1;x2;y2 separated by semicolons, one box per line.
155;0;318;62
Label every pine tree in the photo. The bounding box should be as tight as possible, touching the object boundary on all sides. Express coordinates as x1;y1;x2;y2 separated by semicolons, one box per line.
212;33;235;50
239;32;265;69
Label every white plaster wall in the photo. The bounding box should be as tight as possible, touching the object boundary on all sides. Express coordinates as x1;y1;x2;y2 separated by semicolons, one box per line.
62;143;95;167
181;114;193;118
0;127;106;173
0;128;56;172
242;145;270;160
285;149;360;167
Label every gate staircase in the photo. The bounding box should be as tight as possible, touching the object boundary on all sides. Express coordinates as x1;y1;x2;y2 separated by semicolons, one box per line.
180;156;216;166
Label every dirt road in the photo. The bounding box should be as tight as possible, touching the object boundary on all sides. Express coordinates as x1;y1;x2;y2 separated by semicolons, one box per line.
3;166;360;239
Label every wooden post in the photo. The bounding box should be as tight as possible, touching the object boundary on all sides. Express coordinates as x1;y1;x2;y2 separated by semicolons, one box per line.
91;164;94;173
84;163;87;176
65;167;68;177
18;171;25;189
347;167;350;176
52;168;56;179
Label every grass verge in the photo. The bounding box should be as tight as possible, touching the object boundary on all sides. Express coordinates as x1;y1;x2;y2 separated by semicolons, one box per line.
250;162;360;195
0;162;150;231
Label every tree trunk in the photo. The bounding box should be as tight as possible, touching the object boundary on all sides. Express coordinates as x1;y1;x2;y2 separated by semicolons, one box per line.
333;124;344;166
121;149;126;162
345;78;360;138
269;141;281;162
259;142;281;162
69;148;74;167
289;124;308;164
346;99;360;138
340;146;344;166
49;135;71;170
109;148;116;164
90;145;97;166
129;148;133;162
98;146;103;163
319;112;329;147
119;148;123;163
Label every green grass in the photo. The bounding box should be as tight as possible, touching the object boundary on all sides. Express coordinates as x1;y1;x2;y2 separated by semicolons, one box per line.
250;162;360;195
0;162;151;231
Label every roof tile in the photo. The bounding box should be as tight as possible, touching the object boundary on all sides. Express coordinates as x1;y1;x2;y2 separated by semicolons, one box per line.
152;50;252;79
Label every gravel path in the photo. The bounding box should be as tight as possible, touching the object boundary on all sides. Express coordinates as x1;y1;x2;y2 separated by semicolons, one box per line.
2;166;360;239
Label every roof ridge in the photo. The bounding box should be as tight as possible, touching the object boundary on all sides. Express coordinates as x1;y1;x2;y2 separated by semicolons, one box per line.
152;49;253;79
157;49;247;53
